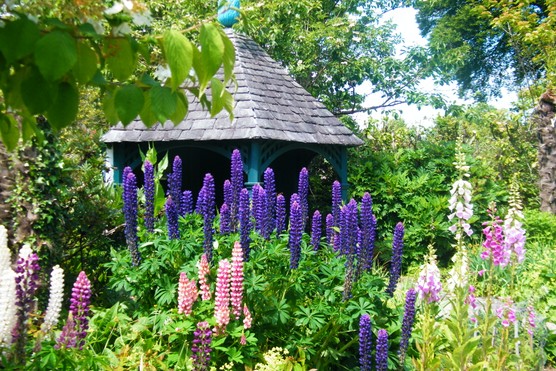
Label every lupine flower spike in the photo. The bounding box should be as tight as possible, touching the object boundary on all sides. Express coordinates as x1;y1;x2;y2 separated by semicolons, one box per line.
359;192;376;273
0;225;17;347
166;196;180;239
311;210;322;251
325;213;334;245
230;149;243;231
200;173;216;262
214;259;231;331
332;180;342;227
143;160;155;232
239;188;252;260
197;254;211;301
386;222;404;296
220;203;231;235
181;190;194;216
123;168;141;266
398;288;417;365
191;321;212;371
168;155;182;212
359;314;372;371
275;194;286;236
42;265;65;333
58;271;92;349
375;329;389;371
243;304;252;329
289;197;303;269
178;272;198;316
298;167;309;227
264;167;276;232
230;241;244;320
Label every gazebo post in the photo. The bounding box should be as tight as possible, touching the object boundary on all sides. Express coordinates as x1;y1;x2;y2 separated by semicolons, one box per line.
245;141;261;190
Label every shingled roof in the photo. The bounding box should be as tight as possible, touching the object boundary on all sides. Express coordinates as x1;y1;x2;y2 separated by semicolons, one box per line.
101;29;363;147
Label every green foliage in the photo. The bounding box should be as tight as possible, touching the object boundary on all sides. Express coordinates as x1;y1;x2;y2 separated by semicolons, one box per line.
0;2;235;149
524;209;556;245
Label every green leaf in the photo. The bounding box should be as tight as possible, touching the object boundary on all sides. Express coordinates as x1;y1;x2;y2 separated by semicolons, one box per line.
0;17;40;64
195;23;224;94
102;92;119;125
170;91;188;125
73;40;99;84
104;38;135;81
21;114;40;143
139;91;157;127
46;82;79;130
21;68;55;114
150;86;176;123
221;31;235;83
210;78;234;119
34;31;77;81
0;113;20;151
161;30;193;91
114;84;144;125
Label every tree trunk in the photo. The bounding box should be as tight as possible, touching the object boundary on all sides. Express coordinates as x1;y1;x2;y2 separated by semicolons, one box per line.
533;89;556;214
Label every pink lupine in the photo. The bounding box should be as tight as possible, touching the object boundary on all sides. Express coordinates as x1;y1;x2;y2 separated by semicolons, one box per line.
177;273;198;316
243;304;252;329
214;259;231;329
197;254;211;301
230;241;244;320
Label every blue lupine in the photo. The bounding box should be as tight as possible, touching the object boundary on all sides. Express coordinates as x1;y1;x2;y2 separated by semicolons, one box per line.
251;183;262;232
181;190;193;216
311;210;322;251
376;329;389;371
166;196;180;240
168;156;182;212
358;192;376;273
341;199;359;299
257;187;271;240
223;179;232;207
276;194;286;236
359;314;372;371
289;199;303;269
298;167;309;228
399;288;417;365
123;169;141;266
239;188;252;260
230;149;243;231
386;222;405;296
143;160;155;233
263;167;276;232
332;180;342;227
200;173;216;262
325;213;334;245
220;203;231;235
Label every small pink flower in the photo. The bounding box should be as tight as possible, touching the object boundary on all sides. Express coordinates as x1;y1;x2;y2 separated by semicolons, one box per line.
243;304;252;329
478;269;485;277
240;334;247;345
496;298;516;328
526;305;536;336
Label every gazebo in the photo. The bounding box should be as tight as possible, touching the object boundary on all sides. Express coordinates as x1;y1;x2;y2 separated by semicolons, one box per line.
101;27;363;199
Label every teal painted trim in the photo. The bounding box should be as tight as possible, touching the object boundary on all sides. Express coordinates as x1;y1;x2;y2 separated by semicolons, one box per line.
246;141;261;189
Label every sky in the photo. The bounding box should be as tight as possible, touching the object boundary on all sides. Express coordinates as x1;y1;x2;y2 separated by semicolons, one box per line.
354;7;517;127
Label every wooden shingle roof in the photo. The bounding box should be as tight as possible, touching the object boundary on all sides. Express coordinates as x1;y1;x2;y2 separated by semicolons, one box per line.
101;29;363;147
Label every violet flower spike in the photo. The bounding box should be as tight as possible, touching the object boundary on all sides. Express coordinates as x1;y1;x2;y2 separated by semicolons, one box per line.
123;169;141;266
398;288;417;365
230;149;243;231
191;321;212;371
166;196;180;240
359;314;372;371
386;222;404;296
325;213;334;245
359;192;376;272
375;329;389;371
239;188;252;261
168;155;182;212
220;203;231;235
275;194;286;236
223;179;232;207
58;271;92;350
143;160;155;232
264;167;276;233
332;180;342;227
201;173;216;262
298;167;309;227
289;199;303;269
311;210;322;251
181;190;193;216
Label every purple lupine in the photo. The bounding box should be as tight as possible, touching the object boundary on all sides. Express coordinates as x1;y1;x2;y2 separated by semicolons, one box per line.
325;213;334;245
263;167;276;232
123;169;141;266
332;180;342;227
398;288;417;365
230;149;243;232
12;246;40;363
56;314;77;350
223;179;232;207
191;321;212;370
358;192;376;274
239;188;252;261
311;210;322;251
359;314;372;371
200;174;216;262
168;156;182;212
376;329;389;371
251;183;261;229
257;187;271;240
220;203;231;235
275;194;286;236
143;160;155;233
298;167;309;228
166;196;180;239
181;190;193;216
289;197;303;269
341;200;359;299
195;186;204;214
386;222;404;296
69;271;92;349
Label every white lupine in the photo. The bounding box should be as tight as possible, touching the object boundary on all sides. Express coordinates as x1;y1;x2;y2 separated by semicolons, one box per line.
0;225;16;346
42;265;65;333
